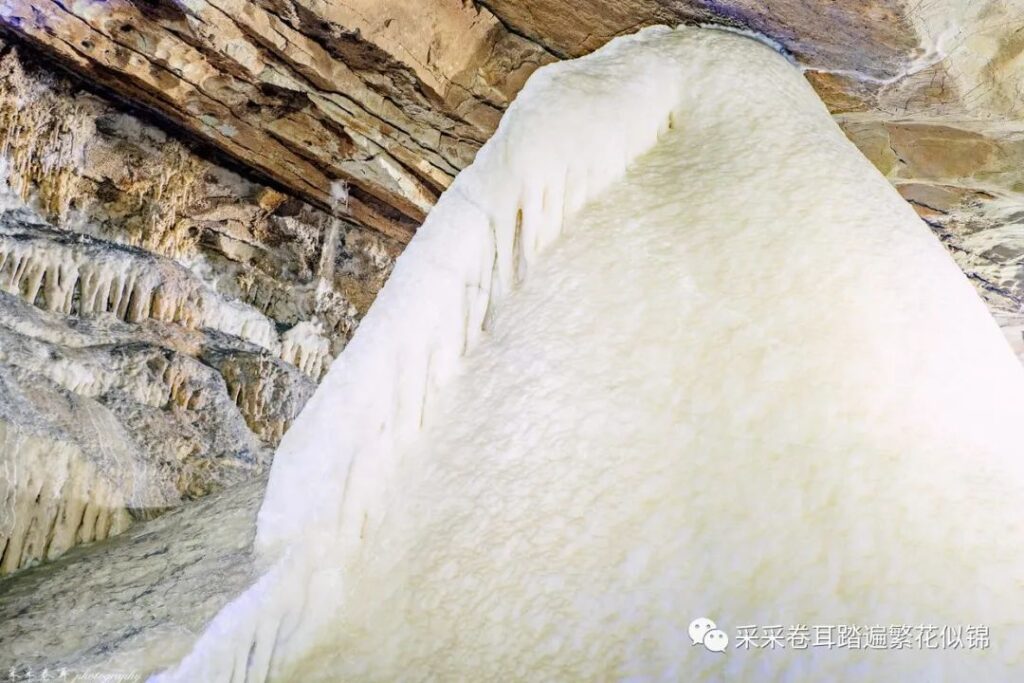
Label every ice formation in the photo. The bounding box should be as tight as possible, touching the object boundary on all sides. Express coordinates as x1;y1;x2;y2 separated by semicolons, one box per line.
0;429;131;574
1;363;139;574
157;26;1024;680
0;220;339;379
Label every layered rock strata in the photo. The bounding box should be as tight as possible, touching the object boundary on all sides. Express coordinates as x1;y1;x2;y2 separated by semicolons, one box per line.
0;41;397;573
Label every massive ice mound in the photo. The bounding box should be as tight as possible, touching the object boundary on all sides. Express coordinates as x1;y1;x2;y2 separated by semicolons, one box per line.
158;25;1024;681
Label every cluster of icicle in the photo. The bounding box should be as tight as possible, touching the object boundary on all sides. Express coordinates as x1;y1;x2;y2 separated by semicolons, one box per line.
213;349;315;447
0;74;91;223
0;223;332;379
0;400;133;574
155;26;724;682
0;317;221;416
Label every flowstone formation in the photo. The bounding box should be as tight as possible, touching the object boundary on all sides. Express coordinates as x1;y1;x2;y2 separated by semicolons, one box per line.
160;27;1024;681
0;42;398;574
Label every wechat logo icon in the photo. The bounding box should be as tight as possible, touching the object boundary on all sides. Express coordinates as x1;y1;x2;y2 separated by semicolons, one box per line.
690;617;729;653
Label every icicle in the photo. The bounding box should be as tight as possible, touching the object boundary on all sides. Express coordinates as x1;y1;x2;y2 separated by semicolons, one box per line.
158;24;1024;682
0;427;132;575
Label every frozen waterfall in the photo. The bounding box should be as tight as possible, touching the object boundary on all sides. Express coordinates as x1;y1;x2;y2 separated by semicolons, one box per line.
157;25;1024;681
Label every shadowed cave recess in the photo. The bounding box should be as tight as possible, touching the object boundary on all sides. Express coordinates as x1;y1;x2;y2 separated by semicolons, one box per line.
0;0;1023;681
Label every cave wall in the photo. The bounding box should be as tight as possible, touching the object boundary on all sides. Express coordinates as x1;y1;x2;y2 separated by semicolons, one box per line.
0;40;399;574
0;0;556;240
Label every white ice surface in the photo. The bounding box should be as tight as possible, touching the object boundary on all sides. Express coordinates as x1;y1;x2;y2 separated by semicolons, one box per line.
158;26;1024;681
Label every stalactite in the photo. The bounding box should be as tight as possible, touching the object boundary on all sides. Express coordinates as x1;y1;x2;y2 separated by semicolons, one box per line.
0;223;287;355
0;422;132;575
280;321;333;380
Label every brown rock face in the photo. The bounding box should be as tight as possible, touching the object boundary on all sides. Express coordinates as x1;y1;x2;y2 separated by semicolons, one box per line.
0;0;554;241
1;0;1019;242
477;0;918;75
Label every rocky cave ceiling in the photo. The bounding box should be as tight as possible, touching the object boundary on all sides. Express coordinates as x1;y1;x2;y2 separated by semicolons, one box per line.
3;0;1021;238
0;0;1022;670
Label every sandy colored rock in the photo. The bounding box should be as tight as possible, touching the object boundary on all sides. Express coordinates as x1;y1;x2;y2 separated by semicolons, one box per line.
0;0;554;240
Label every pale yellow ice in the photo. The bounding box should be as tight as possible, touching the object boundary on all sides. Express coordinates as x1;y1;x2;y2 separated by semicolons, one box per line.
156;26;1024;682
279;28;1024;682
